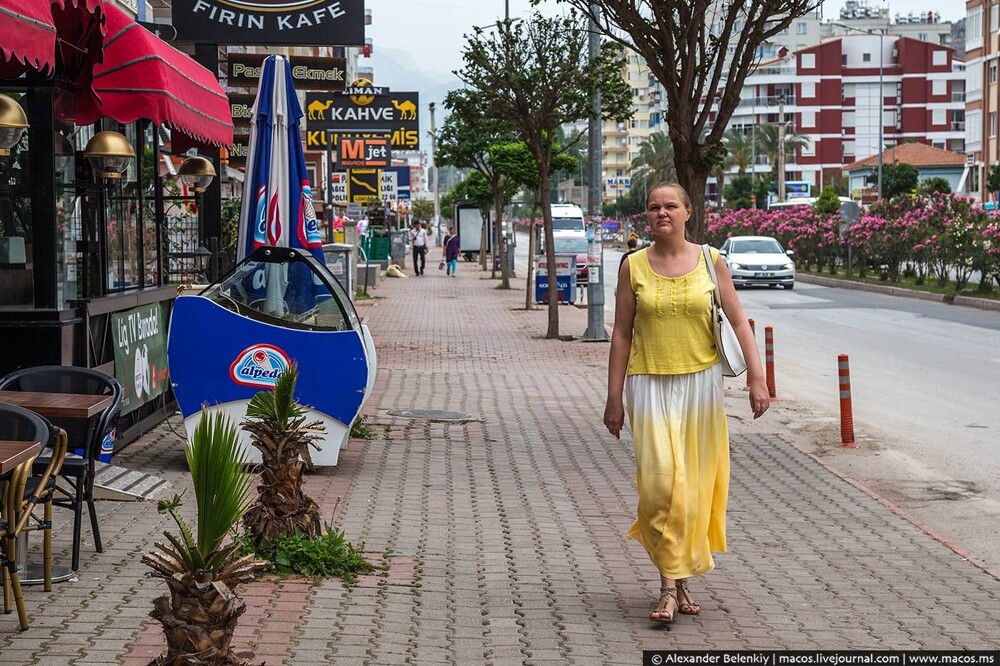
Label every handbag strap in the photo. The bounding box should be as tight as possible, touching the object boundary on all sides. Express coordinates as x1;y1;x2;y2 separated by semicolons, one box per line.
701;244;723;312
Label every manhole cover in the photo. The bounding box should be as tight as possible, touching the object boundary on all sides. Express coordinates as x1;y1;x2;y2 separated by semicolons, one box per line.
387;409;470;420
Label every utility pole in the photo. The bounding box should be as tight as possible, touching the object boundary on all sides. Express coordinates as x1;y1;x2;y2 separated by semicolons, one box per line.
582;4;608;342
429;102;441;245
777;95;786;203
877;30;884;201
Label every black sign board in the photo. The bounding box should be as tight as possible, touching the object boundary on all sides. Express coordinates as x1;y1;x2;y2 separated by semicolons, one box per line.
349;168;380;203
228;93;256;132
228;53;346;91
173;0;366;46
305;91;419;150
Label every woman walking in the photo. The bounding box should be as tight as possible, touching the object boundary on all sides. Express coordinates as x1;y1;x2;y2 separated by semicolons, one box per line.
603;182;769;623
443;226;460;276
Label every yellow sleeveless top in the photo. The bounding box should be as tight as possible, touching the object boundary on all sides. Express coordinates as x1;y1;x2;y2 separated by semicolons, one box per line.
626;246;720;375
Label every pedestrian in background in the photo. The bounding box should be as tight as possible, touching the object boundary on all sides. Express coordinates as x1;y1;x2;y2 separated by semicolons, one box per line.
603;182;768;624
443;226;460;277
410;219;428;276
618;237;639;274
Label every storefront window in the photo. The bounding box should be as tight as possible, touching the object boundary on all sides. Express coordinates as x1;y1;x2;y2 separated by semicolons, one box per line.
0;95;31;307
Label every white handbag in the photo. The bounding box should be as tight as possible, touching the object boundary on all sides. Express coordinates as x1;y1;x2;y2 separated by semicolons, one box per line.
702;245;747;378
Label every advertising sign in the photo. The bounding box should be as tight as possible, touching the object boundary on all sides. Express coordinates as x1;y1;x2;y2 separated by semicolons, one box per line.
173;0;366;46
228;53;346;91
330;172;348;203
387;166;410;199
305;90;420;150
606;176;631;190
785;181;811;198
349;168;381;203
380;170;397;201
112;304;169;416
337;134;391;168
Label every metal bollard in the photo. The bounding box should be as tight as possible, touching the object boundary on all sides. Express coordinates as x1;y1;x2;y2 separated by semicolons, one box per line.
838;354;857;448
764;326;776;399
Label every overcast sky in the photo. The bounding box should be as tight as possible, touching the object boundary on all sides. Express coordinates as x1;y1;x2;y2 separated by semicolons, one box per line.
368;0;966;88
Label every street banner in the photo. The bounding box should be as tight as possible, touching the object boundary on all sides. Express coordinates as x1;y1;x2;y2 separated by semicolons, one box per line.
112;304;169;416
173;0;366;46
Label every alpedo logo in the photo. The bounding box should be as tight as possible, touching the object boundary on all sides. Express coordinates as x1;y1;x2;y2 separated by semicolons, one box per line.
230;344;291;389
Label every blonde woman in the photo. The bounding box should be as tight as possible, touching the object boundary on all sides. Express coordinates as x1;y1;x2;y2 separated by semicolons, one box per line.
604;182;768;623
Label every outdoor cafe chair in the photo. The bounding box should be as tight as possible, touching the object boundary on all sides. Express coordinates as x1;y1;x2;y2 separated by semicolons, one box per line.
0;403;47;630
0;367;122;572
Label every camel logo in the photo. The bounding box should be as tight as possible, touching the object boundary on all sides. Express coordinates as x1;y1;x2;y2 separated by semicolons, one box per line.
230;344;291;389
307;99;332;120
391;99;416;120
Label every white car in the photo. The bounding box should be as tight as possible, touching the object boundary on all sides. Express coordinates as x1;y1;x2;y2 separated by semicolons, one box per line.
719;235;795;289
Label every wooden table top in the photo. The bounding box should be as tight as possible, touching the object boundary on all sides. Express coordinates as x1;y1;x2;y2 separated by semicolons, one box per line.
0;391;114;419
0;441;41;476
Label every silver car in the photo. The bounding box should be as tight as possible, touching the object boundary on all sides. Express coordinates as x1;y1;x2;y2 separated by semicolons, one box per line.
719;236;795;289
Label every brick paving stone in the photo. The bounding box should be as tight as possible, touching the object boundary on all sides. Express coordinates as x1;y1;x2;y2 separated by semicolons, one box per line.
4;260;1000;662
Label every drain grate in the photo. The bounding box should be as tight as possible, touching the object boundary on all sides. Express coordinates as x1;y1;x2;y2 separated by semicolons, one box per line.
387;409;470;420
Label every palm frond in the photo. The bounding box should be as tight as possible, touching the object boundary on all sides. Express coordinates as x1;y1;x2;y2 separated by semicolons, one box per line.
188;409;254;556
245;363;305;429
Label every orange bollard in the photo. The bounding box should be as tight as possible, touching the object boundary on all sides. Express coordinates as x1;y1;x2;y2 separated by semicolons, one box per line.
838;354;857;448
764;326;777;399
748;318;756;337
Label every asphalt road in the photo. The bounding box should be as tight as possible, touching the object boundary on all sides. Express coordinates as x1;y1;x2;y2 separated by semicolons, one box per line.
517;235;1000;572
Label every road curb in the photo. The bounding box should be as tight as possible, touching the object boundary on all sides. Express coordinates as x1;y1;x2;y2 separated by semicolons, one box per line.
796;272;1000;311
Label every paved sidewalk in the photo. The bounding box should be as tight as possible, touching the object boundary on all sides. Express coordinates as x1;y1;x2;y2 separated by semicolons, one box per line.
2;261;999;664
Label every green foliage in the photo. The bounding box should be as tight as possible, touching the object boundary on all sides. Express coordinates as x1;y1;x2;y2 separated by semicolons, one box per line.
246;363;305;432
918;177;951;196
755;123;811;181
349;414;375;440
236;523;374;585
723;175;755;209
411;199;435;221
988;163;1000;198
813;185;842;216
186;410;254;557
221;196;242;252
871;162;919;200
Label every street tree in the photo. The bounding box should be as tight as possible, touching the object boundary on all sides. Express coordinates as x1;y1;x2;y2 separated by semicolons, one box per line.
455;12;632;339
439;89;524;284
630;132;676;204
755;122;811;183
873;162;918;201
987;163;1000;202
541;0;822;240
411;199;435;222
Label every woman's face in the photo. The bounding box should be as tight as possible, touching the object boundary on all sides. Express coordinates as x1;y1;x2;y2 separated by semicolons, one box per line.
646;186;690;237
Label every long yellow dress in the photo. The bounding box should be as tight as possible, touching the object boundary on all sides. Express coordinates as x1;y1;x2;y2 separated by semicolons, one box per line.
623;247;730;579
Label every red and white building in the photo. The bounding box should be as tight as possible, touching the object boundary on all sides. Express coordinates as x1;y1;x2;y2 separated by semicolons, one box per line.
727;34;966;196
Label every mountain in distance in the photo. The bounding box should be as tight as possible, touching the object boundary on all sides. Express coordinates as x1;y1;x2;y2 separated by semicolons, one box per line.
370;47;460;149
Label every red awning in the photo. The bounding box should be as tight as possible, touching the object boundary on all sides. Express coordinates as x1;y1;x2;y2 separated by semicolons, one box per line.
75;3;233;148
0;0;105;78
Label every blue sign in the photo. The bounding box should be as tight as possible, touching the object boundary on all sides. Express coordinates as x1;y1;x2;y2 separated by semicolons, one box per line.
786;181;811;198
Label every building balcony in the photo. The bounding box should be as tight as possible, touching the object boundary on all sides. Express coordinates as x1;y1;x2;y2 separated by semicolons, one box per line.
365;8;372;25
952;121;965;132
952;92;966;103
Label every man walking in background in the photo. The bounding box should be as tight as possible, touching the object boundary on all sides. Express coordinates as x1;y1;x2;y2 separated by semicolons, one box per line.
410;220;428;275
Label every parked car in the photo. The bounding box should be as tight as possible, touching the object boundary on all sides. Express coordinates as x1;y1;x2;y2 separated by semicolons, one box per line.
545;236;589;285
719;236;795;289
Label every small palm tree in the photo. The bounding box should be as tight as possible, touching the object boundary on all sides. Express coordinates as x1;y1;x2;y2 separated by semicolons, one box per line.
241;364;323;549
143;410;265;665
631;131;676;197
756;122;811;181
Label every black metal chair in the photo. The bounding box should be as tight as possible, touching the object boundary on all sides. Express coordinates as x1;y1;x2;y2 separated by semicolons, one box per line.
0;367;122;572
0;403;48;630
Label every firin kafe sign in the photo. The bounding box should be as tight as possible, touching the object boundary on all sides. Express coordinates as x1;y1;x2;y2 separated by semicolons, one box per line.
173;0;366;46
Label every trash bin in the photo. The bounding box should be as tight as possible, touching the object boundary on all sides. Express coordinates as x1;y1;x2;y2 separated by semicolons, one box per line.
389;229;408;265
535;253;576;304
368;232;390;261
322;243;354;295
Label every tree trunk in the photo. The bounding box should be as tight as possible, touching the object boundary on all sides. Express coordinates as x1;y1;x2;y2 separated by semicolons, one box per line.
495;192;510;289
150;582;247;665
674;158;710;244
538;169;560;339
525;200;540;310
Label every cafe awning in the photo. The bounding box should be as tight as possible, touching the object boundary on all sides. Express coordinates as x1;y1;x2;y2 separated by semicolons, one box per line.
0;0;106;79
75;3;233;148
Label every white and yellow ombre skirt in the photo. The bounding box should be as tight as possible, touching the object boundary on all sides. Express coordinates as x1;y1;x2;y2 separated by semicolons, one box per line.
625;364;730;579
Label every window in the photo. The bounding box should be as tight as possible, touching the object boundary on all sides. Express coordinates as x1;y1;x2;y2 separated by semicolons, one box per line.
801;53;816;69
967;6;984;51
863;53;871;63
842;111;855;126
991;63;998;84
796;22;807;35
932;50;947;66
800;110;816;128
992;3;999;32
842;140;856;157
800;140;814;156
932;109;946;125
918;33;928;42
932;79;948;96
991;112;998;138
801;81;816;98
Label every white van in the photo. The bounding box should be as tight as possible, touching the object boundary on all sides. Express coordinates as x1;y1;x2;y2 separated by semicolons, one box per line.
550;203;586;235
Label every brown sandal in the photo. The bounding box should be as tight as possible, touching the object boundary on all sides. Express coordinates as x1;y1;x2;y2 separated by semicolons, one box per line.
650;586;678;623
676;579;702;615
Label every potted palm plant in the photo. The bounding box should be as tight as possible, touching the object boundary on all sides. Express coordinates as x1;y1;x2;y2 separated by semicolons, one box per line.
241;363;323;549
142;410;266;665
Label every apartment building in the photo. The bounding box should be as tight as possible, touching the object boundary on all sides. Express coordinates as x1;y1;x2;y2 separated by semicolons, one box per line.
964;0;1000;201
726;35;965;196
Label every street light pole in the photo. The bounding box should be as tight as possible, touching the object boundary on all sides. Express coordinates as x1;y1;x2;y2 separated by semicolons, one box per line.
429;102;441;245
877;30;884;201
777;95;786;202
582;4;608;342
